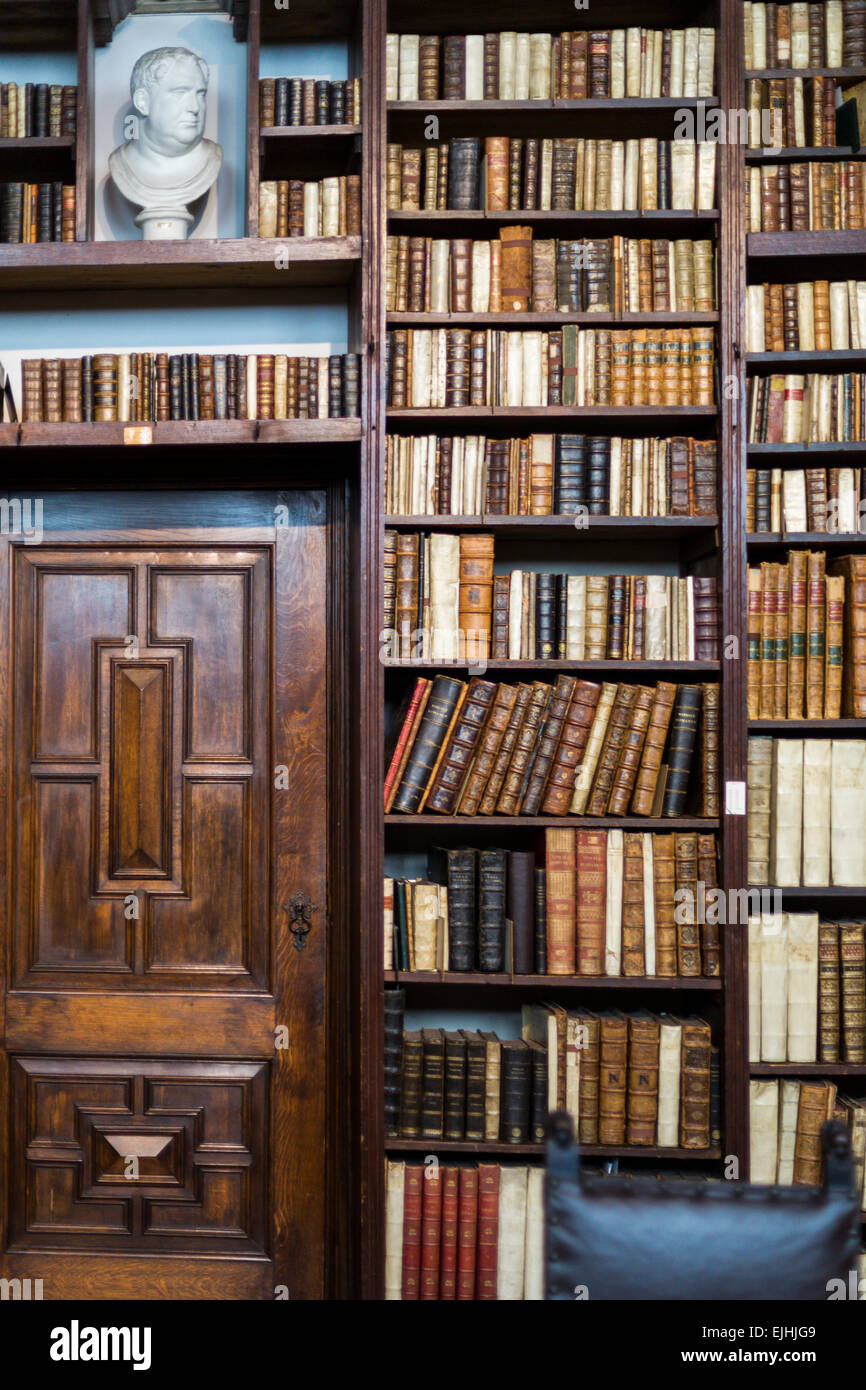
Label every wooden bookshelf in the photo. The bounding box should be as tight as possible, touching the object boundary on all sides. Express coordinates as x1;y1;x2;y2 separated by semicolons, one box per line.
385;1139;722;1159
385;971;722;990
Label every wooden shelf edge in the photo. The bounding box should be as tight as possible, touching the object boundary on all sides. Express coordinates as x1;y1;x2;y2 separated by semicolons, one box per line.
385;971;722;989
385;815;720;828
387;97;720;112
388;311;719;326
5;420;361;449
384;1139;721;1158
385;514;719;531
384;659;720;672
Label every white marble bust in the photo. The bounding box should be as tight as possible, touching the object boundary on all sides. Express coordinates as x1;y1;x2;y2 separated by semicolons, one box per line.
108;46;222;240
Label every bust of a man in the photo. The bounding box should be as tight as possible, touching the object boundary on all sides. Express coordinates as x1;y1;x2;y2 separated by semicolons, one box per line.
108;46;222;240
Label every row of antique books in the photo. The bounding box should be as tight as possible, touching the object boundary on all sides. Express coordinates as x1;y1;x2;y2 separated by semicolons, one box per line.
257;176;360;239
385;1160;545;1301
748;912;866;1062
385;532;719;662
385;28;716;102
747;373;866;442
0;81;76;137
0;182;75;244
748;737;866;887
745;280;866;352
746;466;866;533
386;1001;716;1149
745;76;841;148
18;352;361;423
750;1079;866;1204
745;162;866;231
385;434;718;519
742;0;866;67
258;76;361;127
385;829;721;978
746;552;864;719
386;327;716;409
385;675;719;820
387;138;717;214
386;234;716;316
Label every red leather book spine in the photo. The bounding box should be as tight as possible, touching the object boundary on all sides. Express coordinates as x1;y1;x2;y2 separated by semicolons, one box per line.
420;1164;443;1298
456;1166;479;1299
401;1164;423;1299
438;1165;460;1299
475;1162;500;1300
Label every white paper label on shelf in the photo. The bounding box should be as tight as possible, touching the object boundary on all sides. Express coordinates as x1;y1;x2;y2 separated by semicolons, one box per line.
725;780;746;815
123;426;153;445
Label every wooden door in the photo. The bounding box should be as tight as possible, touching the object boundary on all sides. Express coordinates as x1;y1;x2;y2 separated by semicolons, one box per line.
0;490;331;1299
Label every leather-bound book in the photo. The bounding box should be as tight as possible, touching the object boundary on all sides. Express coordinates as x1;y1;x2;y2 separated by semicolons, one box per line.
793;1082;836;1184
477;848;507;972
829;555;866;716
392;674;466;814
443;1032;467;1140
418;35;440;101
652;833;678;976
400;1164;423;1299
679;1016;712;1148
399;1030;424;1137
545;827;576;975
458;533;494;660
533;572;557;660
522;674;577;816
426;677;497;814
693;576;719;660
661;684;703;817
421;1029;446;1138
526;1040;548;1142
500;1040;532;1143
576;828;607;975
442;35;465;99
329;81;346;126
841;921;866;1063
497;224;532;312
571;683;617;814
534;868;547;973
555;434;587;512
586;436;610;515
606;574;626;660
507;138;522;210
438;1164;459;1300
314;80;329;125
301;78;316;125
825;574;845;719
585;684;638;815
621;832;646;977
449;237;473;313
806;550;826;718
463;1031;487;1142
457;683;517;816
62;357;81;424
598;1012;628;1144
419;1162;442;1299
384;989;405;1136
609;684;655;816
699;682;720;819
428;847;476;973
93;353;117;422
394;530;419;654
475;1163;499;1300
448;137;480;209
523;138;539;209
479;683;531;814
818;921;840;1063
627;1013;660;1144
541;679;602;816
675;833;702;977
40;359;61;423
508;850;536;975
697;833;720;977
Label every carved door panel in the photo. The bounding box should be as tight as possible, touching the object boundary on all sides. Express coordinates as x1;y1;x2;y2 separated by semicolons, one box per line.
0;492;330;1299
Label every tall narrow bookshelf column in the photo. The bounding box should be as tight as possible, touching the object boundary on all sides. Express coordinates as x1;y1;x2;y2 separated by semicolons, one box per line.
370;0;739;1299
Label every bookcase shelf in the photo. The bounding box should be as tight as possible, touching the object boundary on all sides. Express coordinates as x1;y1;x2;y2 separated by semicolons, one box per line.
747;533;866;550
385;815;720;829
748;442;866;459
385;1138;721;1159
750;1064;866;1076
744;147;866;163
388;210;721;230
749;719;866;732
387;311;719;327
758;886;866;899
387;406;719;422
749;231;866;259
1;420;362;449
385;971;723;990
745;350;866;369
383;660;720;674
0;237;362;290
385;515;720;540
744;67;866;79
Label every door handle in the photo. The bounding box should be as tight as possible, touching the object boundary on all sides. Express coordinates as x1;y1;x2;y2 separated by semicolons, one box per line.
284;892;318;951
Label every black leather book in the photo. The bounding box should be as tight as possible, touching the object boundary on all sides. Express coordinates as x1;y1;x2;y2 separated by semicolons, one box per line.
534;572;557;660
342;353;360;417
443;1031;467;1139
169;355;183;421
273;77;290;126
447;138;480;210
500;1040;532;1143
329;80;346;125
315;80;330;124
35;83;49;137
661;684;704;817
428;846;476;972
288;78;302;125
556;239;581;312
508;849;536;975
555;434;587;513
587;436;611;516
52;181;62;241
556;574;568;658
527;1039;549;1141
0;182;23;243
399;1029;424;1137
420;1028;446;1138
658;139;671;209
181;353;192;420
384;988;405;1136
534;867;547;973
463;1030;487;1141
392;674;464;814
478;848;507;972
190;352;201;421
82;356;93;422
328;356;342;417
